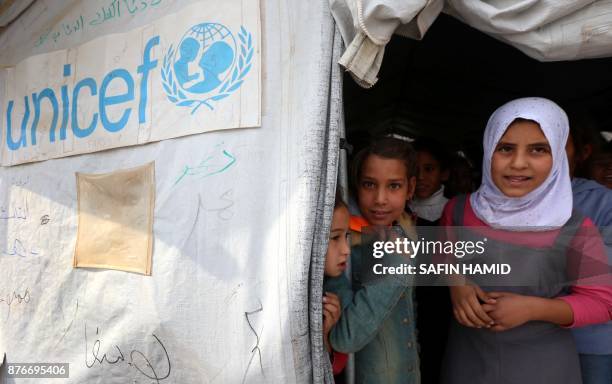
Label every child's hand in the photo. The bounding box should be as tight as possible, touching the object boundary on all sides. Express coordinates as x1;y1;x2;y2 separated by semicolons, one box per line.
323;292;341;332
450;284;496;328
482;292;535;332
323;292;341;352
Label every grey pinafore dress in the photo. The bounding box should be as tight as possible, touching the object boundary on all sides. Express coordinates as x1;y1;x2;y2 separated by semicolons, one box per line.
441;195;583;384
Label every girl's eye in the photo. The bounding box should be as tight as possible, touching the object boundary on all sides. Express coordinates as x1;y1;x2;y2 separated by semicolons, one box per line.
330;235;340;241
389;183;402;190
361;181;375;189
496;145;513;153
530;145;550;154
424;165;435;172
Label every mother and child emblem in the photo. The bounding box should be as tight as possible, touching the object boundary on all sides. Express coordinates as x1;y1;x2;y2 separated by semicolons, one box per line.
162;23;254;114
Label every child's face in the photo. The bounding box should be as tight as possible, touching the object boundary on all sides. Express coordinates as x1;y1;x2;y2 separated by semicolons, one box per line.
415;151;447;199
491;120;553;197
325;205;350;277
357;154;416;225
589;152;612;189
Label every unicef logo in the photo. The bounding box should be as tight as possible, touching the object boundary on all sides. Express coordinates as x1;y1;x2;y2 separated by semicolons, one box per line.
162;23;254;114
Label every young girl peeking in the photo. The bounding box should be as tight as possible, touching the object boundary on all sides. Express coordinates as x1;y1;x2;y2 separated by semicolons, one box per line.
325;137;420;384
441;97;612;384
409;138;450;225
410;137;453;384
322;191;350;378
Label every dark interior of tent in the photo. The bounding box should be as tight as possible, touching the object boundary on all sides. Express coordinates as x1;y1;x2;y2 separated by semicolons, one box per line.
343;13;612;179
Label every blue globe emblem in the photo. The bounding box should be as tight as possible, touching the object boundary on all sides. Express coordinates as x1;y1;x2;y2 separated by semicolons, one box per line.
173;23;236;95
162;23;254;114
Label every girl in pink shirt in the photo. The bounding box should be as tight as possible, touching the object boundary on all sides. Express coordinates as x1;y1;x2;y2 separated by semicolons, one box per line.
441;98;612;384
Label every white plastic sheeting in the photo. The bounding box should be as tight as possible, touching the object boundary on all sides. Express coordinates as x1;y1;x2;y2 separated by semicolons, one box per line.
447;0;612;61
0;0;35;27
331;0;442;87
0;0;342;383
332;0;612;87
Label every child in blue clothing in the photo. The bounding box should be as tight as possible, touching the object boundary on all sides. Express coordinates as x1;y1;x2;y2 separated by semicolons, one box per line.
323;190;350;377
566;119;612;384
324;137;420;384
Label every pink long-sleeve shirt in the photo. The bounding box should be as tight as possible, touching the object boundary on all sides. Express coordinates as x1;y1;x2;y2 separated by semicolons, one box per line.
440;195;612;327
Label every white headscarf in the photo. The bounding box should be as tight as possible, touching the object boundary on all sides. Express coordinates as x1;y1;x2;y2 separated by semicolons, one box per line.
470;97;572;230
410;186;448;222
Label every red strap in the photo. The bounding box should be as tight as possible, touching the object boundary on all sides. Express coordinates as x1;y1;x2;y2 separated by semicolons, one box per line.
349;215;369;233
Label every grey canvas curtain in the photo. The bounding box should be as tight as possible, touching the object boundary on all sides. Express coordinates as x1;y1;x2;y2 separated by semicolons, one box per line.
297;8;346;384
288;1;346;383
307;24;346;384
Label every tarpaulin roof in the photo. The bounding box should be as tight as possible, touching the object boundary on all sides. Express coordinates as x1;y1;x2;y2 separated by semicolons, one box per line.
0;0;34;27
332;0;612;87
343;13;612;162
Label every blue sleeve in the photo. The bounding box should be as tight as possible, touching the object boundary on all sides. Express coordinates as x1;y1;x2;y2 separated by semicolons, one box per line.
324;273;354;311
325;246;411;353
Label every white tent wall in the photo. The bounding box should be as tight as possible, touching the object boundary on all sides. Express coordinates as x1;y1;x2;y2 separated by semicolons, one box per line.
0;1;341;383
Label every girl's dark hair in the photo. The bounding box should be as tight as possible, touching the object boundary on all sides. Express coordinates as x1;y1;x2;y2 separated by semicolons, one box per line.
445;151;477;198
567;108;604;157
350;137;417;194
566;107;605;177
412;138;450;170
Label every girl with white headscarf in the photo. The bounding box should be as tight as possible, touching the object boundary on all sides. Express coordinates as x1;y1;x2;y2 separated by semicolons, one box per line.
439;98;612;384
470;97;573;230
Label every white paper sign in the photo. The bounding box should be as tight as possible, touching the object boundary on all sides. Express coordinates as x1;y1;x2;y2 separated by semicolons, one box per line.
1;0;260;166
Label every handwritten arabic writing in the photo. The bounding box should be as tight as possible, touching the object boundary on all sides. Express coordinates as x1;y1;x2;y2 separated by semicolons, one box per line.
242;301;264;383
2;239;40;257
0;288;31;308
40;215;50;225
89;0;121;26
0;288;31;320
35;15;85;47
174;148;237;186
35;0;163;48
84;323;171;383
0;199;28;221
8;175;30;187
207;189;235;221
